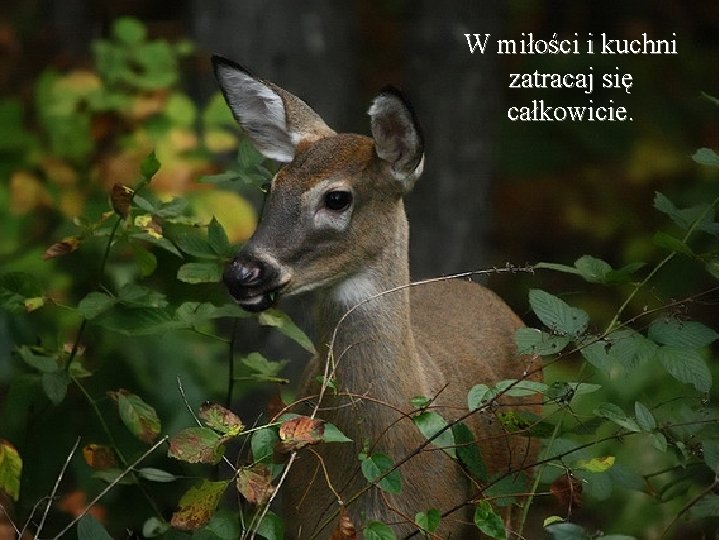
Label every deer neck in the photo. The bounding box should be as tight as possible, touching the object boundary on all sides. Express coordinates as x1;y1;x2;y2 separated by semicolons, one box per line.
313;205;425;401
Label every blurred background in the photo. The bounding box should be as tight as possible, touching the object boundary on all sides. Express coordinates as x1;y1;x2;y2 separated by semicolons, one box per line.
0;0;717;538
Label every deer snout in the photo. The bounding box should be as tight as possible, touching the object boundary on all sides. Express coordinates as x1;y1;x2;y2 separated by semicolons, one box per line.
223;254;283;312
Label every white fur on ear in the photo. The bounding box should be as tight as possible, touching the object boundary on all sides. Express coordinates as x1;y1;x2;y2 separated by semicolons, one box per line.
368;89;425;189
213;57;295;162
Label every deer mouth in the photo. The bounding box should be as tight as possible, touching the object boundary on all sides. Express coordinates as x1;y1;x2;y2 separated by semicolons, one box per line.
225;283;288;313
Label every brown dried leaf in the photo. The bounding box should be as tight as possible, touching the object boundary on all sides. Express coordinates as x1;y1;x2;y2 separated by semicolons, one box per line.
550;472;582;511
43;237;80;260
236;464;274;506
56;491;107;522
168;427;224;464
82;444;117;470
111;183;134;219
330;506;357;540
198;402;243;436
278;416;325;452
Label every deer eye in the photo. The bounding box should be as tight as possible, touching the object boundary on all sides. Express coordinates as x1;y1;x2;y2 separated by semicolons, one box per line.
323;190;353;211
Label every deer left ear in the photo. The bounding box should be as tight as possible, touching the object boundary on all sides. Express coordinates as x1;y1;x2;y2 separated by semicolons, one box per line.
368;88;425;191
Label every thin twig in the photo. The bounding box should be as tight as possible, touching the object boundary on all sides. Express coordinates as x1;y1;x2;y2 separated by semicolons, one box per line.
35;437;81;538
661;476;719;538
50;436;169;540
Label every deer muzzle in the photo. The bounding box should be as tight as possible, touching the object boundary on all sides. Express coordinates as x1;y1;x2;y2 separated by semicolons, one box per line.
223;253;284;312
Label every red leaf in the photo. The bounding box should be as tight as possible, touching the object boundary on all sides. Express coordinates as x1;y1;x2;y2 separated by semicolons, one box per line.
236;464;274;506
278;416;325;452
43;237;80;260
330;506;357;539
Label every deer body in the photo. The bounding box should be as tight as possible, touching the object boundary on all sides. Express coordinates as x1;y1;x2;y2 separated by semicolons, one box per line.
213;57;539;539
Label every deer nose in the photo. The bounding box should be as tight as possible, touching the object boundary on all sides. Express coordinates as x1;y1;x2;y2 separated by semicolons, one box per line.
224;255;266;288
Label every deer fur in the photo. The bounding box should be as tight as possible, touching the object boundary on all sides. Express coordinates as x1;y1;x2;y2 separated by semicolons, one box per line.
213;56;541;539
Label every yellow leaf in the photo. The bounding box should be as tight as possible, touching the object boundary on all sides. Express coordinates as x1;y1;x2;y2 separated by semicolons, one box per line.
10;171;51;214
191;191;255;244
204;130;237;152
574;456;616;473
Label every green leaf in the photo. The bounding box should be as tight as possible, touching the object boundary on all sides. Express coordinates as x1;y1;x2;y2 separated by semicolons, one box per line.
410;395;431;409
650;432;668;452
534;262;580;275
140;150;161;180
254;510;284;540
167;226;218;259
452;422;487;481
361;453;402;494
484;473;528;507
258;309;315;353
634;401;656;431
657;346;712;392
691;494;719;519
648;318;718;349
594;403;641;432
0;441;22;501
468;383;494;410
17;347;59;373
414;508;441;533
132;244;157;277
494;379;548;397
118;284;167;308
112;17;146;45
205;510;240;540
323;423;352;443
177;262;222;283
579;340;613;372
545;522;591;539
653;192;717;234
653;232;694;256
543;516;565;528
208;217;232;257
251;427;279;463
528;289;588;337
702;439;718;472
692;147;719;167
168;426;225;464
42;371;70;405
608;329;657;370
76;292;116;319
574;255;612;283
110;391;162;443
659;477;691;502
241;352;287;380
96;305;182;335
514;328;570;356
413;411;456;458
77;514;113;540
473;501;506;539
170;480;229;531
362;521;396;540
136;467;178;483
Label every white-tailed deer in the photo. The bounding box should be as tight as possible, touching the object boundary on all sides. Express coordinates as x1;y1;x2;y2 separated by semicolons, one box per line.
213;56;541;539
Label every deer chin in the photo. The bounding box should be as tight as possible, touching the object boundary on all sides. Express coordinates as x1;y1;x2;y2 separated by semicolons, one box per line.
227;283;287;312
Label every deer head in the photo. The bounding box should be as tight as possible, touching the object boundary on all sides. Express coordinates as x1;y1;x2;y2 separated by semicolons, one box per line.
212;56;424;312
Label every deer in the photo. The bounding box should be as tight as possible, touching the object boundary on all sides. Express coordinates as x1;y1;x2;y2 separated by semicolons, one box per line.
213;55;541;539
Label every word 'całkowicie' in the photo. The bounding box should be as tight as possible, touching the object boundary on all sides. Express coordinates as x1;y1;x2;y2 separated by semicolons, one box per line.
508;100;630;122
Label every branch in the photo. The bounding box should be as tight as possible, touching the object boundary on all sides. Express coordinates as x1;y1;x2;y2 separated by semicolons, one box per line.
35;437;81;538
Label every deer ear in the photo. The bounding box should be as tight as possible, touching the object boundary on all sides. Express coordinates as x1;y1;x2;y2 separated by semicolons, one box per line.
368;88;425;190
212;56;334;163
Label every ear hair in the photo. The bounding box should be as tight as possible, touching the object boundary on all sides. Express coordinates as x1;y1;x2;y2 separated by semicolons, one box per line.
212;56;334;163
368;87;425;188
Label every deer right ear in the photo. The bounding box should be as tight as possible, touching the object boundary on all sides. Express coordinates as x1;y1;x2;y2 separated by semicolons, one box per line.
212;56;334;163
368;88;425;191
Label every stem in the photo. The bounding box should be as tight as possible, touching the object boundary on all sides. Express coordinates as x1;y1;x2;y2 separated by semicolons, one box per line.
606;196;718;333
226;318;240;408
